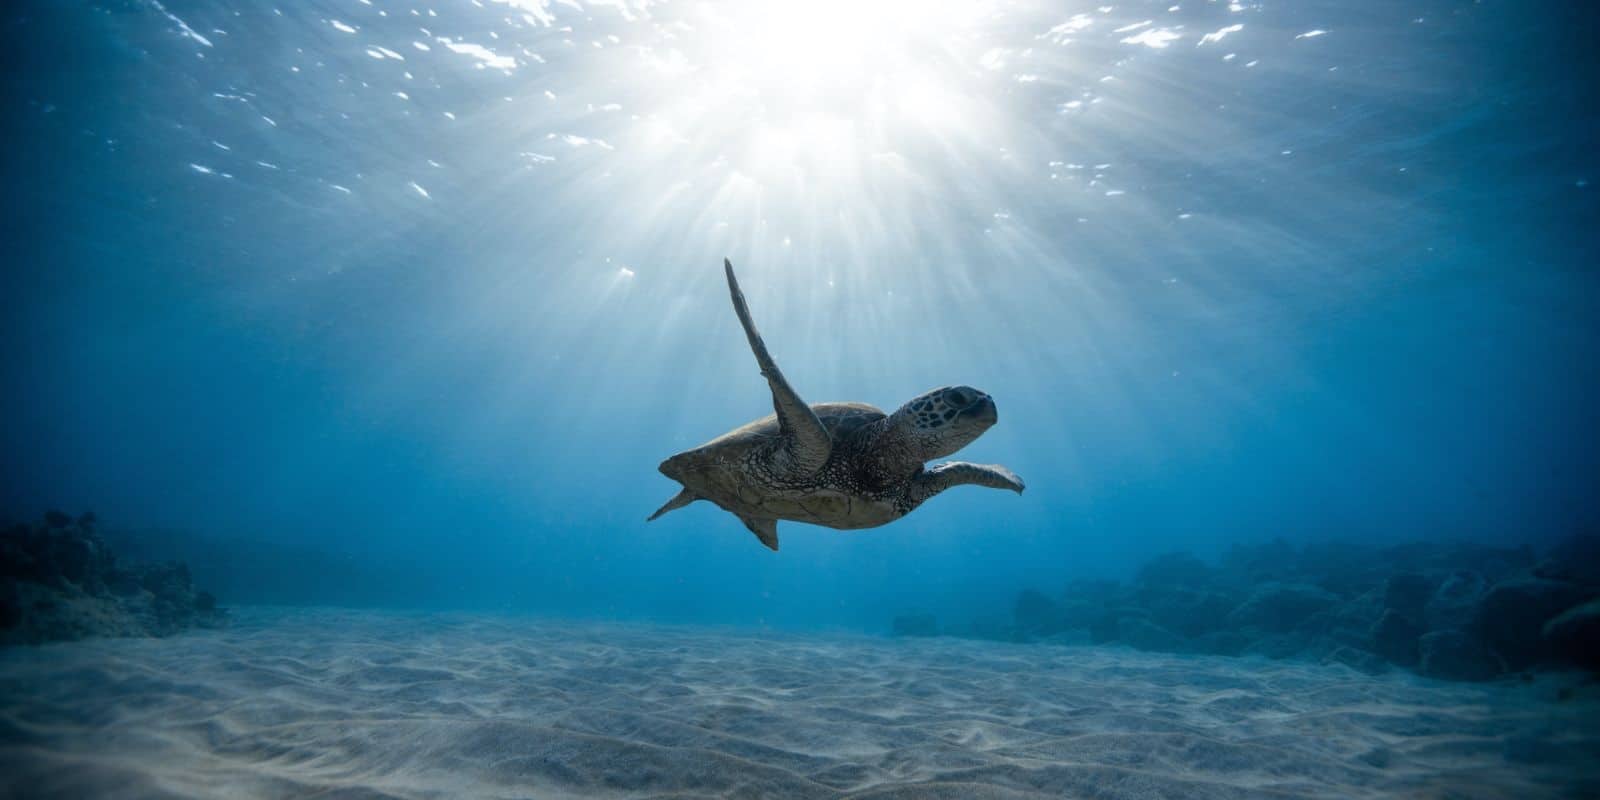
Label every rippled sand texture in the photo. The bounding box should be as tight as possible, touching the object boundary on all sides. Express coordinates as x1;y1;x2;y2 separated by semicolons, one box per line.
1;609;1596;799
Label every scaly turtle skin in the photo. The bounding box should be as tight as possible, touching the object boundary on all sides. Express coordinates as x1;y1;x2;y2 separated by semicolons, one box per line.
649;260;1024;551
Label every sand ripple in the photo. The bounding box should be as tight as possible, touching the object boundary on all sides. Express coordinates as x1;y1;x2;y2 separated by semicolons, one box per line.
1;608;1595;799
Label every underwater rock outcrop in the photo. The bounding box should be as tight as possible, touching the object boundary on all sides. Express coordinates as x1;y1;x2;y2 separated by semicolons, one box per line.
0;512;225;646
1543;599;1600;671
923;536;1600;682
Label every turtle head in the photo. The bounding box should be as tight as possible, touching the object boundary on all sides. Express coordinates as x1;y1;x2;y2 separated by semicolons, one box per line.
888;385;997;461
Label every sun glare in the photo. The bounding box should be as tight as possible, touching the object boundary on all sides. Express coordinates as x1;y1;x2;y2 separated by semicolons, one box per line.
646;0;995;172
706;0;970;102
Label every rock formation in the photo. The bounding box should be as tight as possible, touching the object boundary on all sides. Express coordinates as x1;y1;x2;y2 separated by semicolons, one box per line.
913;536;1600;681
1;512;226;646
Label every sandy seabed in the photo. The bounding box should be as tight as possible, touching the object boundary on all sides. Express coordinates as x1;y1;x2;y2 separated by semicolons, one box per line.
0;608;1595;799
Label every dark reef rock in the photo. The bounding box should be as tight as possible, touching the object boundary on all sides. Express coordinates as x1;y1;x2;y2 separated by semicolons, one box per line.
1532;536;1600;587
927;536;1600;682
1135;552;1213;589
1324;645;1390;675
1226;582;1339;633
1013;589;1067;637
1418;629;1501;681
891;613;939;638
1541;599;1600;670
1086;611;1122;645
1383;573;1433;621
1242;632;1315;661
1425;571;1489;632
1372;609;1424;668
1221;538;1298;583
1474;578;1596;671
1143;589;1237;639
1119;618;1185;653
1;513;226;646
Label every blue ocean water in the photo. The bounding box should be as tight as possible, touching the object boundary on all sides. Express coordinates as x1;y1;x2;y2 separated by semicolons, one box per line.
3;0;1596;633
6;3;1600;797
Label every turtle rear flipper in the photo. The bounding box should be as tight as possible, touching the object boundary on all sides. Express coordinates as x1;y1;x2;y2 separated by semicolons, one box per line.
724;259;832;477
739;515;779;551
647;488;699;521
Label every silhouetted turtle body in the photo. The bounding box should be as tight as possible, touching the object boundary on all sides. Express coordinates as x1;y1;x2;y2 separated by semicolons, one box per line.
648;260;1023;551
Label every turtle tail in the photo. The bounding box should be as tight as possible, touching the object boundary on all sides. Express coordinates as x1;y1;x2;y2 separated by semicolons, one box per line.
647;488;699;521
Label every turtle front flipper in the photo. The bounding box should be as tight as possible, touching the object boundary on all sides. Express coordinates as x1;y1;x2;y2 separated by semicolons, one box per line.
724;259;832;477
902;462;1025;514
738;514;780;551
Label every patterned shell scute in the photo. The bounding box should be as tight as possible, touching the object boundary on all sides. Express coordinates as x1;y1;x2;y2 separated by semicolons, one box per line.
690;402;885;457
660;402;897;528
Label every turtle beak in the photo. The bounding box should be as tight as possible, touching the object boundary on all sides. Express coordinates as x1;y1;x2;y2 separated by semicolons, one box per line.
659;453;688;481
959;395;997;425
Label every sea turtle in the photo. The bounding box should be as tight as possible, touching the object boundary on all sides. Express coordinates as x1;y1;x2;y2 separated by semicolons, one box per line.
648;259;1024;551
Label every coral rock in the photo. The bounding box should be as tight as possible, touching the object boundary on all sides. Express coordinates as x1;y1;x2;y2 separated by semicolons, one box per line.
1542;599;1600;670
1226;582;1339;633
1;513;226;646
1418;630;1501;682
1474;578;1595;671
1372;609;1424;668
